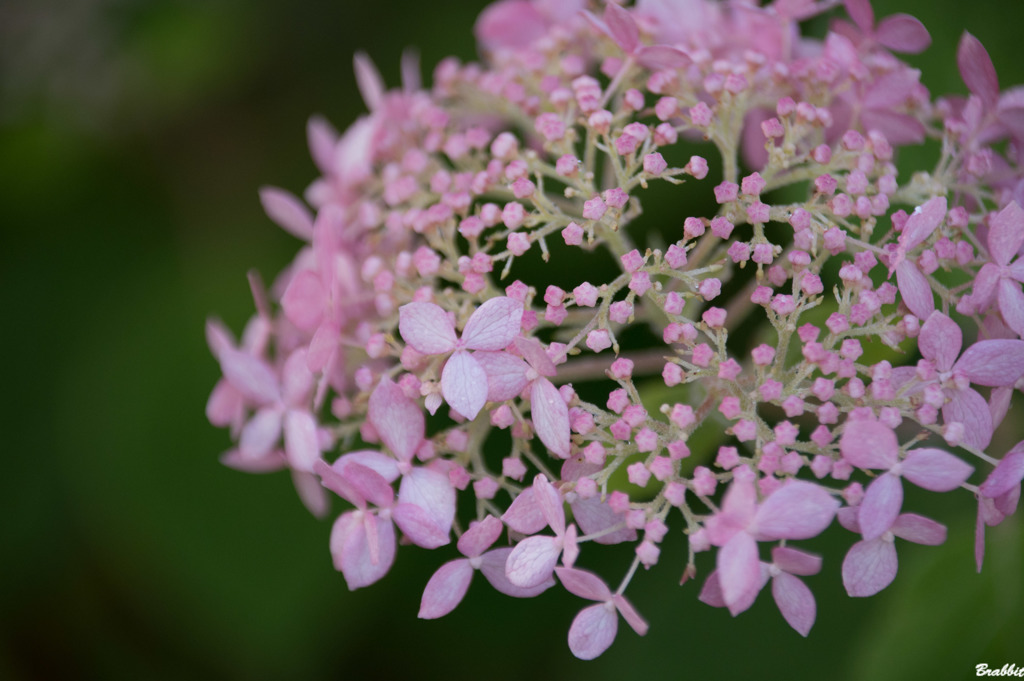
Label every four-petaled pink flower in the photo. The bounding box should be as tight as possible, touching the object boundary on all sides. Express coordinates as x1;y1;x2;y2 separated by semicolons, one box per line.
474;337;571;457
399;296;524;420
207;316;330;517
504;474;579;589
839;507;946;597
314;378;456;589
699;546;823;637
835;0;931;54
893;311;1024;449
887;196;946;320
555;566;648;660
704;467;839;615
418;515;553;619
207;319;322;475
975;444;1024;572
581;3;690;71
967;201;1024;336
839;417;972;540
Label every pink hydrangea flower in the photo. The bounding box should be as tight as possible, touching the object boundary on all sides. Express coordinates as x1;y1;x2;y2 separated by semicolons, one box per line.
399;297;523;419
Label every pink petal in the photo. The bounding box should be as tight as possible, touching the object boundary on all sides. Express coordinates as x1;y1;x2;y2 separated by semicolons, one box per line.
988;202;1024;267
998;103;1024;141
755;480;840;540
398;302;457;355
461;297;524;351
239;408;282;459
603;2;639;54
612;594;648;636
502;487;547;534
306;320;339;374
995;485;1021;517
858;473;903;541
281;350;315;406
717;532;762;615
839;419;899;469
918;311;962;371
860;109;925;145
220;448;285;473
313;459;363;507
400;48;421;92
341;462;394;509
335;450;401;483
698;570;726;608
705;477;757;546
368;377;425;461
943;387;994;451
472;351;529;401
281;270;326;333
972;263;1000;310
258;187;313;241
531;378;571;458
514;336;557;377
440;351;489;420
998;278;1024;337
955;339;1024;386
283;408;321;472
874;14;931;54
206;379;242;430
418;558;474;619
531;474;565;536
396;467;455;547
570;497;637;545
457;515;504;558
990;386;1013;430
474;0;548;51
306;115;338;176
555;566;613;602
567;603;619;661
958;31;1000;106
979;451;1024;499
842;538;897;597
634;45;691;69
214;347;280;405
771;547;822;576
291;469;329;518
843;0;874;32
478;548;554;597
836;505;861;533
1010;260;1024;284
393;503;451;549
331;510;396;590
896;260;935;320
900;196;947;252
772;571;816;637
890;513;947;545
505;536;562;588
901;448;973;492
353;51;384;111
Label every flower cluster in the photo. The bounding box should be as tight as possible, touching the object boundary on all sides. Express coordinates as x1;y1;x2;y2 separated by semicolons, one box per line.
207;0;1024;659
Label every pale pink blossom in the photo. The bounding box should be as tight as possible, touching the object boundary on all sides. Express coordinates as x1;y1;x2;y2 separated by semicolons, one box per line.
839;507;946;597
555;566;648;660
974;444;1024;571
505;475;579;589
839;418;972;539
399;297;523;419
419;515;553;619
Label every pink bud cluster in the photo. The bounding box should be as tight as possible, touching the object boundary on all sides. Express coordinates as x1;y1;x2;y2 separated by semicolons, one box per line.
207;0;1024;660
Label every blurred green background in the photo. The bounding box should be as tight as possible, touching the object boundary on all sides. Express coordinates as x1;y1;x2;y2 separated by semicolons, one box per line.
3;0;1023;679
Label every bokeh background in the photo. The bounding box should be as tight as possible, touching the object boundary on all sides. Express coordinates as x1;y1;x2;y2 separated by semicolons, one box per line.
3;0;1023;679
